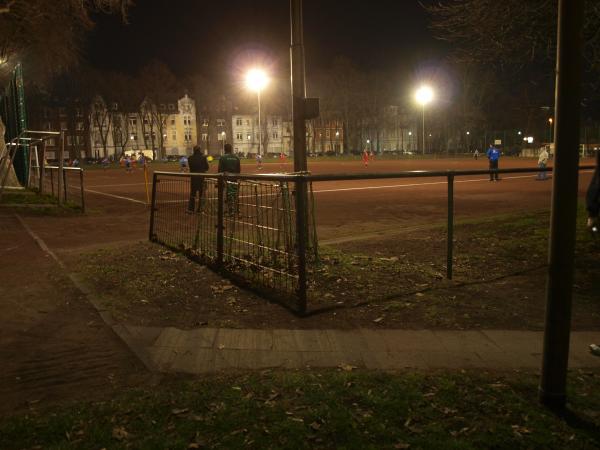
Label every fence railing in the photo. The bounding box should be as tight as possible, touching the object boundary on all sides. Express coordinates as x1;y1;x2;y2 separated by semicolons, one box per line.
150;165;594;314
30;165;86;212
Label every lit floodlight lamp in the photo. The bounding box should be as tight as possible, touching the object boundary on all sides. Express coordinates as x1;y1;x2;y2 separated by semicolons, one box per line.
548;117;554;124
466;131;470;135
415;85;434;106
245;68;269;92
527;136;534;144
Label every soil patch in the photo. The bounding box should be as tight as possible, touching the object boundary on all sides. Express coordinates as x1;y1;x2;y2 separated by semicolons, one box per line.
75;208;600;330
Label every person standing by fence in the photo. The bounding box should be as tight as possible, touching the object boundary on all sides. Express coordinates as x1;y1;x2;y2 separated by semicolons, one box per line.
219;143;241;215
187;146;209;213
486;144;500;181
537;147;550;180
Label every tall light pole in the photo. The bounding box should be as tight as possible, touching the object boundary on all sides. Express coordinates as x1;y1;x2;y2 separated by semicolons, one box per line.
415;85;434;155
245;68;269;156
221;131;226;155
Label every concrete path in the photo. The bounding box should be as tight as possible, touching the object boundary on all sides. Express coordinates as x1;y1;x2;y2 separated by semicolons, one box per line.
125;325;600;374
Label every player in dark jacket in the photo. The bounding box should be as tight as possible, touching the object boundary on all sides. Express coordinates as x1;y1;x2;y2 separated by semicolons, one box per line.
187;146;209;212
218;144;241;215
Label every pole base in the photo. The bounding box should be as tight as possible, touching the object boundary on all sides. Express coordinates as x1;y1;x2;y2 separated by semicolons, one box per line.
539;387;567;411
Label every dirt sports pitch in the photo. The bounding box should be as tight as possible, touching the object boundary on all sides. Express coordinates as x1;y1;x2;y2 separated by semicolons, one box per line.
67;156;594;244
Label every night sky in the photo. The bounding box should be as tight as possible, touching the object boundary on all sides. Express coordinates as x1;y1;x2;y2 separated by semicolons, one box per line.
87;0;443;85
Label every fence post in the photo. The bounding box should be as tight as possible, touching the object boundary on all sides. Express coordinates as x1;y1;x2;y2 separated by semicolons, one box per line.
57;132;64;206
295;175;308;314
39;141;46;194
148;172;158;241
62;169;67;203
79;169;85;213
50;168;54;196
447;172;455;279
216;175;225;268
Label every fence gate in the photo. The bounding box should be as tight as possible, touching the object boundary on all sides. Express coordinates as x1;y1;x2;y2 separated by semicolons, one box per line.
0;64;28;185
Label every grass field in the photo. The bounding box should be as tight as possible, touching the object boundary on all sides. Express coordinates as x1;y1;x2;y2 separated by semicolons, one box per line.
1;369;599;449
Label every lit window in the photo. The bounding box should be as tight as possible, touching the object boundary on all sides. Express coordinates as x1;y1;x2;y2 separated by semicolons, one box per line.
202;133;208;141
202;119;209;127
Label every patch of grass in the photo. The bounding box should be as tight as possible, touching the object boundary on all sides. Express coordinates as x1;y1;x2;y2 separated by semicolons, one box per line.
1;370;599;449
0;190;57;205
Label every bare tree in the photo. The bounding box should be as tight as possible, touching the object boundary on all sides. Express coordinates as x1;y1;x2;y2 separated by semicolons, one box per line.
0;0;132;84
139;61;180;160
90;95;112;158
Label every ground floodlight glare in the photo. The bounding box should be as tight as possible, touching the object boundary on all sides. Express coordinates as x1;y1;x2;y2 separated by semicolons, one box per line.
245;68;269;92
415;85;434;105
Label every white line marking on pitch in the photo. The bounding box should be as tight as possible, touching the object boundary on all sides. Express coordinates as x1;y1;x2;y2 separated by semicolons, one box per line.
85;189;147;205
312;174;547;193
87;182;147;188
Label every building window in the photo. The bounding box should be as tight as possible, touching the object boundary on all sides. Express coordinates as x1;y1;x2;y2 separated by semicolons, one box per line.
202;119;209;127
184;116;192;126
130;118;137;127
247;134;251;140
202;133;208;142
47;138;56;146
326;130;330;138
246;119;250;126
272;131;278;139
236;118;243;126
170;118;176;126
217;119;225;127
272;118;278;126
60;121;68;131
171;131;177;141
76;122;84;131
75;108;83;117
236;132;243;140
66;136;74;145
76;136;84;145
168;104;175;110
131;133;138;141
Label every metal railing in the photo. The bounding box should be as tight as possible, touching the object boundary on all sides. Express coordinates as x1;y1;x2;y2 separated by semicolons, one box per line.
150;165;594;314
30;165;86;212
150;172;318;312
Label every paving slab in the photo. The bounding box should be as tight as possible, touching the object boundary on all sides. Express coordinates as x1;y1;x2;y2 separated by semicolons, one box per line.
124;326;600;374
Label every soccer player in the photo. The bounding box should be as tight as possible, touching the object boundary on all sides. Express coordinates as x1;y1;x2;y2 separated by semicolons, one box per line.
256;153;263;170
187;146;209;213
179;155;188;172
486;144;500;181
362;149;369;167
218;144;241;215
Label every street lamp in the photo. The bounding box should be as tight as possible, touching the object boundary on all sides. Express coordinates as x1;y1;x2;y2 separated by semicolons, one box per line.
415;85;434;155
548;117;554;142
245;68;269;156
221;131;226;155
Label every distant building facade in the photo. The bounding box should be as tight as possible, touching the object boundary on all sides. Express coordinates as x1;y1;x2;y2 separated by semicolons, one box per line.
88;94;197;159
231;113;285;156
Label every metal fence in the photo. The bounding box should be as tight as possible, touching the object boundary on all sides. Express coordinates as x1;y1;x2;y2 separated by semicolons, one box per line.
150;172;318;311
30;165;86;211
150;165;594;314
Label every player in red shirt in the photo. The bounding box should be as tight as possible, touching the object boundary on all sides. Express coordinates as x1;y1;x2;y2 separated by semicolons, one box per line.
362;149;369;167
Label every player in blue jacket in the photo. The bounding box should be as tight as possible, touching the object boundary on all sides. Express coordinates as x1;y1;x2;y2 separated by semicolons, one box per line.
486;145;501;181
